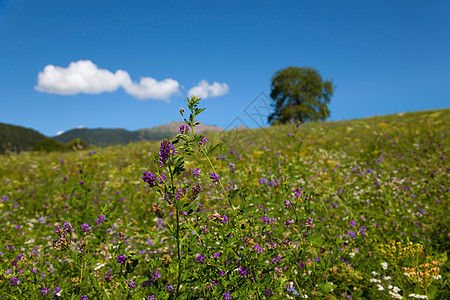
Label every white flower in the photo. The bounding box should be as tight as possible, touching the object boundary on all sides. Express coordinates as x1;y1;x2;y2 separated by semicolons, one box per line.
433;275;442;280
349;252;355;258
377;284;385;291
372;271;379;276
384;276;392;281
389;291;402;299
381;262;388;270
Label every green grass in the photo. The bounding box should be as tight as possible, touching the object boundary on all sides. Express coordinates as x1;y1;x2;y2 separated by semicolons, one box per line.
0;107;448;299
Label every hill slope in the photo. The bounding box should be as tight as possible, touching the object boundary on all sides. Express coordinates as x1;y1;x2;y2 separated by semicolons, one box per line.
0;123;46;154
54;122;223;147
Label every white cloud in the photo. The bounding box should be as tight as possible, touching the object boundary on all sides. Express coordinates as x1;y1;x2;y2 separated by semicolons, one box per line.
77;125;85;129
56;130;64;136
123;77;180;101
187;80;229;99
35;60;180;101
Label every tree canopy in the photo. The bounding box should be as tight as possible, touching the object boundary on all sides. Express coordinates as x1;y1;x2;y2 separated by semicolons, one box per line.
268;66;334;124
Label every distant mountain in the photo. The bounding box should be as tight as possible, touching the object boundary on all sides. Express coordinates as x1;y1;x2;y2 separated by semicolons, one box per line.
53;122;224;147
0;123;46;154
53;128;140;147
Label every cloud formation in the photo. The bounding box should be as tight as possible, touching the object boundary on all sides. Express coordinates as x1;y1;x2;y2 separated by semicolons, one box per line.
35;60;180;101
187;80;229;99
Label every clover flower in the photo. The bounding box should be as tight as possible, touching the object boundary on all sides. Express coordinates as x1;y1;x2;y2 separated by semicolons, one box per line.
10;277;20;286
209;172;220;185
178;125;189;134
95;215;105;225
223;291;232;300
159;140;177;167
196;254;206;264
53;286;61;296
192;168;201;177
128;279;136;289
41;288;50;295
239;266;248;277
142;171;157;187
81;223;92;233
116;254;127;265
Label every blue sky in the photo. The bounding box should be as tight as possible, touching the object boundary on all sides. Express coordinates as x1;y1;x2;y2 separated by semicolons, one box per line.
1;0;449;137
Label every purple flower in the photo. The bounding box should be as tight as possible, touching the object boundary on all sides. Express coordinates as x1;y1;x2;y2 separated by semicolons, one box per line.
223;291;232;300
264;288;274;298
81;223;92;233
178;125;190;134
95;215;105;225
229;163;235;173
229;149;235;155
10;277;20;286
128;279;136;289
42;288;50;295
166;285;175;293
284;200;291;208
159;140;177;167
359;226;367;237
196;254;206;264
209;172;220;185
103;268;113;282
284;219;294;228
142;171;157;187
157;174;167;184
198;137;208;145
239;266;248;277
148;296;154;300
192;168;201;177
63;222;73;234
349;220;356;227
306;218;315;228
53;286;61;295
116;254;127;265
80;296;88;300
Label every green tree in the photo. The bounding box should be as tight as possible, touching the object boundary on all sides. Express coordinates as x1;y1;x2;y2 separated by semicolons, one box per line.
268;66;334;124
33;138;66;152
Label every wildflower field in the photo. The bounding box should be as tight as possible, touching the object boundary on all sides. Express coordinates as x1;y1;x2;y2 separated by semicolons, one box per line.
1;99;449;299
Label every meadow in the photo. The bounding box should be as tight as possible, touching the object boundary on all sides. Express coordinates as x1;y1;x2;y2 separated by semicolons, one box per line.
0;98;448;299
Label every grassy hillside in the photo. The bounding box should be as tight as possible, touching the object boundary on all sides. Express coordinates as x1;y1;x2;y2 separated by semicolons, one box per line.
0;107;448;299
0;122;46;154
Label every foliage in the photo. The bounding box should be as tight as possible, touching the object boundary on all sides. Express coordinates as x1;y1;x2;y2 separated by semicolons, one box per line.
65;138;88;150
0;123;46;154
33;138;67;153
269;66;334;124
0;103;448;299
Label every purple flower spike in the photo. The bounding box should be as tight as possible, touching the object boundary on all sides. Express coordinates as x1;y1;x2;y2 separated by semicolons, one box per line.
159;140;177;167
209;172;220;185
198;137;208;145
142;171;157;187
223;291;232;300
